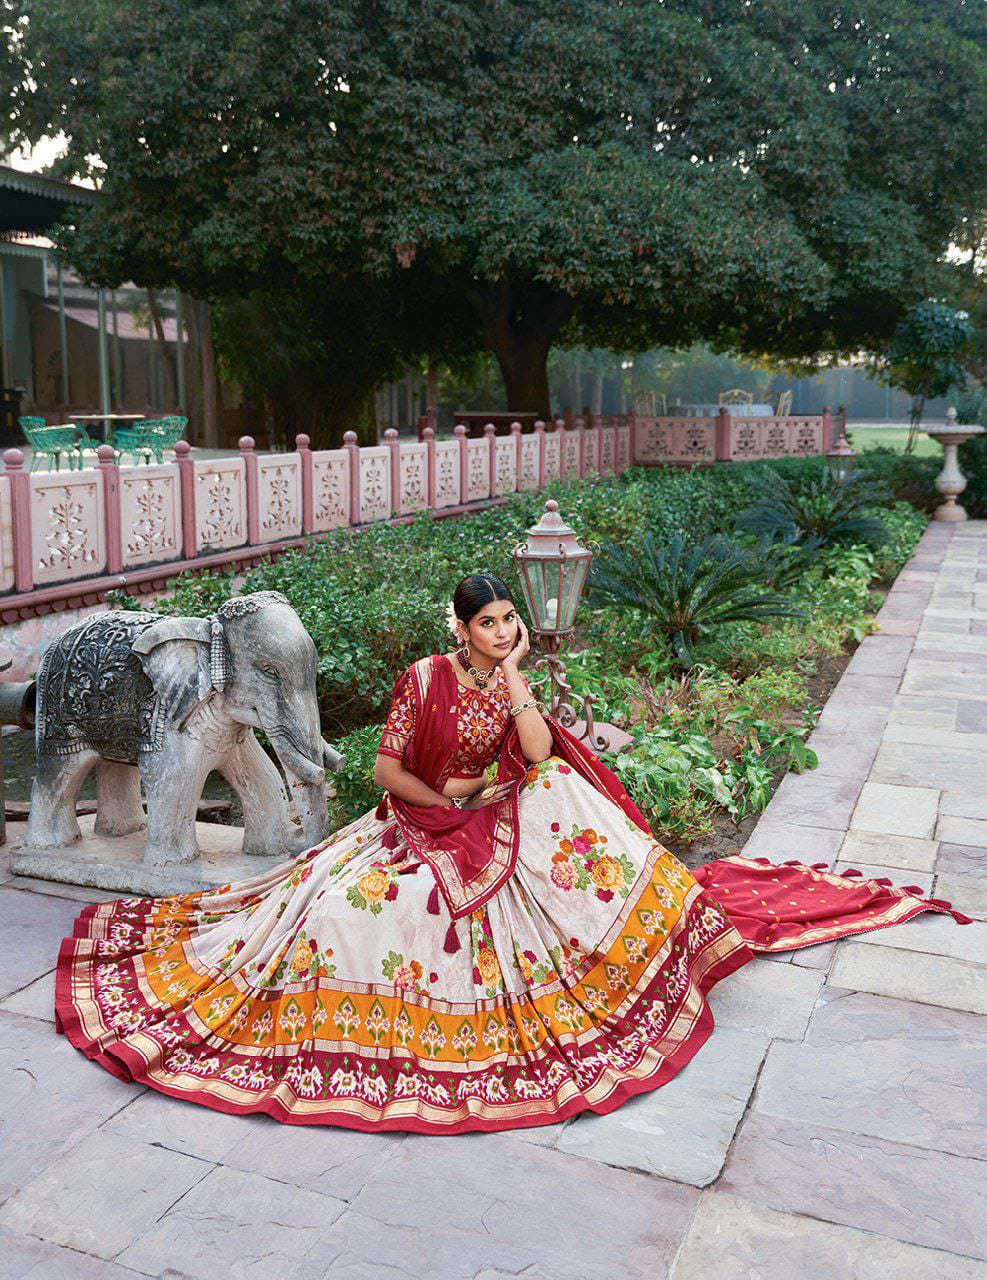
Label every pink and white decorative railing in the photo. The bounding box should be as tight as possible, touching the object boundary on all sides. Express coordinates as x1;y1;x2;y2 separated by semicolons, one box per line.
0;411;830;620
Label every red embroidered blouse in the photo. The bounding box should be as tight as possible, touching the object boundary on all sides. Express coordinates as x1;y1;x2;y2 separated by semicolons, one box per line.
378;655;531;779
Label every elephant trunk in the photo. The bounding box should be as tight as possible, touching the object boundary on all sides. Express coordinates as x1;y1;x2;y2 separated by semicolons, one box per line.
267;728;331;846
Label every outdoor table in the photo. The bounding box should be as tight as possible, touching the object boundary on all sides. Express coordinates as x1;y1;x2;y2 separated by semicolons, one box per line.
668;402;775;417
71;412;146;444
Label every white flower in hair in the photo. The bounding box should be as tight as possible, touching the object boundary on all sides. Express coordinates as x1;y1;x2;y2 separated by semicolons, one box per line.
444;600;461;637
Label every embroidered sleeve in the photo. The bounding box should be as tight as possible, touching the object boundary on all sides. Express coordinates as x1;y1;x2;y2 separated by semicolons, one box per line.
378;667;416;760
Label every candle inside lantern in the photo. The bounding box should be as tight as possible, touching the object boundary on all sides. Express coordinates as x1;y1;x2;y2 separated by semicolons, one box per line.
544;597;559;628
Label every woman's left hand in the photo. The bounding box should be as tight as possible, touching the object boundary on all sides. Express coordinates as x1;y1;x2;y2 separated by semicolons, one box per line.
500;616;530;670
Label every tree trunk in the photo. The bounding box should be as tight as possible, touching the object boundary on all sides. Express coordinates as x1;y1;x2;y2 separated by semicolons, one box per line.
463;278;575;417
183;293;204;443
146;289;177;408
199;301;220;447
426;359;439;427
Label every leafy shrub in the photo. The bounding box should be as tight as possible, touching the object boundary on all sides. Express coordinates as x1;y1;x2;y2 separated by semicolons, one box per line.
326;723;386;827
734;467;892;549
586;533;805;666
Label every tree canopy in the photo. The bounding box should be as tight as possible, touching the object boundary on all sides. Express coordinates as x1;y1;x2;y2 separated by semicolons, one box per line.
5;0;986;424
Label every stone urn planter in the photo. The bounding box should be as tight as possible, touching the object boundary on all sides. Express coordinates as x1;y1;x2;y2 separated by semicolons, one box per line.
924;408;985;522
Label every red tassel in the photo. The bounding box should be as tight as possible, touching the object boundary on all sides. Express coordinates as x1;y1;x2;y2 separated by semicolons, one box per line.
841;869;863;878
783;859;802;866
903;885;924;895
927;897;950;909
812;863;829;871
951;910;974;925
443;921;461;953
874;877;893;886
427;884;440;914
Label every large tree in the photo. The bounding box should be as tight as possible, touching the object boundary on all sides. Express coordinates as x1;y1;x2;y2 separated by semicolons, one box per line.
5;0;986;423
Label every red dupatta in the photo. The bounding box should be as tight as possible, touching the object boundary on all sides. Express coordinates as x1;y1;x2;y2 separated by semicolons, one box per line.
374;655;972;954
375;654;654;923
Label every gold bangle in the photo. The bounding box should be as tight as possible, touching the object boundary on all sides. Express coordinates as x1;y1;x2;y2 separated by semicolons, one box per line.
509;697;538;718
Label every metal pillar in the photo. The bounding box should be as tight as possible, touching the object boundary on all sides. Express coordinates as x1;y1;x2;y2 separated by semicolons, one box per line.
96;289;111;414
174;290;186;409
0;257;9;387
110;288;122;406
57;263;70;403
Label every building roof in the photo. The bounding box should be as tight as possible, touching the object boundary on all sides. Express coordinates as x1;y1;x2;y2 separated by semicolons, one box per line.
37;299;184;343
0;164;100;236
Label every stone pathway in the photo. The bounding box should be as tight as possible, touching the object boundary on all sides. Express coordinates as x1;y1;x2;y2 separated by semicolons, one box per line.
0;522;985;1278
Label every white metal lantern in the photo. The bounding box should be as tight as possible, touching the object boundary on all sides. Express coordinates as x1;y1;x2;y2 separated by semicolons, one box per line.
826;430;857;484
511;500;594;642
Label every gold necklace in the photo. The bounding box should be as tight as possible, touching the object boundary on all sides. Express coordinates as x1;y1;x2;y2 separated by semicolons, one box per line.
457;646;497;690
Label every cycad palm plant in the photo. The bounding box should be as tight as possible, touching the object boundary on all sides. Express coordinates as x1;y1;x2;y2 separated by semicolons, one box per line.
586;534;806;666
734;467;891;548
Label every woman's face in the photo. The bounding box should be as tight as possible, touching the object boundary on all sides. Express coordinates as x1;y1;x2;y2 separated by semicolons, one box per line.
460;600;519;662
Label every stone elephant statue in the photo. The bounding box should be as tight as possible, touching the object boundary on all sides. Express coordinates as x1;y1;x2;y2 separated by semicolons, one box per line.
24;590;345;866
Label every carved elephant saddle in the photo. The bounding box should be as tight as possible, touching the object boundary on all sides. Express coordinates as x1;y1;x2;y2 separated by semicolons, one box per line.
36;612;166;762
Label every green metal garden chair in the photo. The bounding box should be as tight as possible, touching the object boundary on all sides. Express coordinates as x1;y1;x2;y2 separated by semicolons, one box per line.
19;418;81;471
143;414;188;463
113;418;160;466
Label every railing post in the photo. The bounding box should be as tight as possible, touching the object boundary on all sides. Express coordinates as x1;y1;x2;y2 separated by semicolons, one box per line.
417;413;430;444
174;440;197;557
296;433;314;534
510;420;522;493
343;430;361;524
3;448;33;593
715;407;731;462
239;436;259;544
575;415;586;477
384;427;401;517
97;444;123;573
424;426;436;508
821;405;834;455
484;422;496;496
454;423;468;505
534;419;546;487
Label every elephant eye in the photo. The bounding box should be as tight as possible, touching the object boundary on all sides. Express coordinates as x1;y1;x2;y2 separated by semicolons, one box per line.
259;664;280;678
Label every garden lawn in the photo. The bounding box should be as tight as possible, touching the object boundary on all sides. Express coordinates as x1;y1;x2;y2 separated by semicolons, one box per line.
849;426;941;457
112;453;933;856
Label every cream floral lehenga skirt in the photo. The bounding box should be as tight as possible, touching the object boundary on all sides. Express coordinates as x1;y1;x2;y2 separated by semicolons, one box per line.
55;755;753;1134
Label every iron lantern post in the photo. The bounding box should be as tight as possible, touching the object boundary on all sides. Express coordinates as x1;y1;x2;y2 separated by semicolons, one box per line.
511;499;612;751
826;427;857;484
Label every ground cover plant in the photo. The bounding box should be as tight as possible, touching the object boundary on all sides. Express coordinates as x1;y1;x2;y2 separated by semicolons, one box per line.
112;453;928;847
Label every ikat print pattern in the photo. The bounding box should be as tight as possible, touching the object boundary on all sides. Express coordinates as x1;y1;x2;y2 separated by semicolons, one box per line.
56;757;748;1133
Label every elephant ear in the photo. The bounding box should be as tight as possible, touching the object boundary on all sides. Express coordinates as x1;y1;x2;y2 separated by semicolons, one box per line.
132;617;214;727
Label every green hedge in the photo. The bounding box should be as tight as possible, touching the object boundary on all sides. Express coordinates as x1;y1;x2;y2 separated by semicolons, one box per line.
111;454;929;836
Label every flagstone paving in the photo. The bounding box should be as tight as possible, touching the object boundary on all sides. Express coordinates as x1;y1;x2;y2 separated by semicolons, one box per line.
0;522;985;1277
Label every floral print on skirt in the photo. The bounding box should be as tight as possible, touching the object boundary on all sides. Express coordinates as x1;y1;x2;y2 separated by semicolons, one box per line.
55;756;752;1133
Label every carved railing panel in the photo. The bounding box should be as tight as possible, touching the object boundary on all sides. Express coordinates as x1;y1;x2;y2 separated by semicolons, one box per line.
195;459;247;553
257;454;302;542
543;431;561;480
120;464;183;568
434;439;460;508
398;442;429;516
31;470;106;585
518;433;540;490
582;427;600;475
493;435;517;497
599;426;616;475
310;450;350;531
561;430;581;479
358;446;391;524
617;423;631;472
466;438;490;502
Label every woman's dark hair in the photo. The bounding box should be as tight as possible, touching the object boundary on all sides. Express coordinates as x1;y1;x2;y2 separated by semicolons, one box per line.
452;573;515;627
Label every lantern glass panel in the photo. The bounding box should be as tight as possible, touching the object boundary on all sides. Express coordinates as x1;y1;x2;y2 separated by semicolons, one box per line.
557;554;590;630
